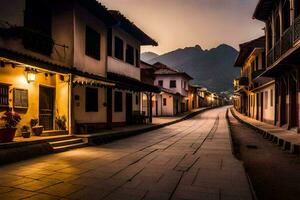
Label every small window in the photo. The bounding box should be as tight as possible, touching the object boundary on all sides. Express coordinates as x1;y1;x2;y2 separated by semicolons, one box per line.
135;49;140;68
270;89;273;107
85;26;101;60
114;36;124;60
136;95;139;105
0;84;9;107
126;44;134;65
163;98;167;106
14;89;28;109
158;80;163;87
114;91;123;112
170;80;176;88
85;87;98;112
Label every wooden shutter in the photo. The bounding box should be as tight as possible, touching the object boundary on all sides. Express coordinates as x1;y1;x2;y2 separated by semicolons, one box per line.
13;88;28;109
0;84;9;107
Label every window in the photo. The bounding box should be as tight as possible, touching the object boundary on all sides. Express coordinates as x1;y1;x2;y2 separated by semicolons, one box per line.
163;98;167;106
85;26;101;60
158;80;163;87
136;95;139;105
114;91;123;112
0;84;9;107
135;49;140;68
265;91;268;109
14;89;28;109
114;36;124;60
85;87;98;112
126;44;134;65
296;0;300;18
270;89;273;107
184;81;186;89
170;80;176;88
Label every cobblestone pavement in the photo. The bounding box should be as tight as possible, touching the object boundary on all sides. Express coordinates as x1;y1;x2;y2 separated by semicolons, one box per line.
0;107;251;200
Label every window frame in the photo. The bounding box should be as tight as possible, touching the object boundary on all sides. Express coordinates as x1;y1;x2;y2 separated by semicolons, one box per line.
85;87;98;112
0;84;9;108
114;91;123;112
170;80;176;88
114;36;124;60
85;26;101;60
163;98;167;106
125;44;135;65
158;80;163;87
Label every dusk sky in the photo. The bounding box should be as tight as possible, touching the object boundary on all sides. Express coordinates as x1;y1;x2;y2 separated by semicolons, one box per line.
100;0;264;55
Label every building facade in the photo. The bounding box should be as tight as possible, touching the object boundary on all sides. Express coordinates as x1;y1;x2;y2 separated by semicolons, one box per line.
0;0;158;137
234;36;275;125
152;62;193;116
253;0;300;131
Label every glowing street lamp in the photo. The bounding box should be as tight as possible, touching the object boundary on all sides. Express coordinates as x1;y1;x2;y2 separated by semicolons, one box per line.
25;68;37;83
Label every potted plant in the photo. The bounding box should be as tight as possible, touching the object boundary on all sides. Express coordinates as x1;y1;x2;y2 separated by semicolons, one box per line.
30;119;43;136
55;115;66;130
20;125;30;138
0;111;21;143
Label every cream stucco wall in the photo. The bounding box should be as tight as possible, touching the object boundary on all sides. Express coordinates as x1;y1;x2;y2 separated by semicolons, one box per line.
73;86;107;124
0;63;69;136
108;27;141;80
73;4;107;77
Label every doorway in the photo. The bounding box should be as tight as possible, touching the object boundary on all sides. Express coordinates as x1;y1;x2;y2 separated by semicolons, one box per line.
39;86;54;130
126;93;133;125
260;92;264;122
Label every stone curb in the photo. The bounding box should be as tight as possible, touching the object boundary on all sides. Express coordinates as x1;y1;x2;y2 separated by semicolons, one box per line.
230;108;300;155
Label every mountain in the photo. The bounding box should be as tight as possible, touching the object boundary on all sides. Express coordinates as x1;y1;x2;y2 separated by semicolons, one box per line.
141;52;159;62
141;44;239;92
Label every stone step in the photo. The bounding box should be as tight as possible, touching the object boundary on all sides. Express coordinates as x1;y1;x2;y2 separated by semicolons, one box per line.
49;138;84;147
52;142;87;153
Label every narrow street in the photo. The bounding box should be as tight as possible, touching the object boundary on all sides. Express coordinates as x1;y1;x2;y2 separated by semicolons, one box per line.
0;107;251;200
228;110;300;200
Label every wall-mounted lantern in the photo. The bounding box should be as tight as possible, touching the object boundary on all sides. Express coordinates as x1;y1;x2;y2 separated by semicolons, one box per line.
25;68;37;83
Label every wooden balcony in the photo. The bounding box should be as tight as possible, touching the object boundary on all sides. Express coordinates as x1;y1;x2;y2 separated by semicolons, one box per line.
267;16;300;67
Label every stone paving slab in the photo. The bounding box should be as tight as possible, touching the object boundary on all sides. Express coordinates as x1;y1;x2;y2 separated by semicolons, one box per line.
0;107;252;200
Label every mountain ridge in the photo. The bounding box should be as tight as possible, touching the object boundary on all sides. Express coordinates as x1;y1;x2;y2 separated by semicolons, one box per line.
141;44;239;92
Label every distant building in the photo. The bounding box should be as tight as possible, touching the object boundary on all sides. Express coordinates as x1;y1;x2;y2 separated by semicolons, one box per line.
152;62;193;116
233;36;275;124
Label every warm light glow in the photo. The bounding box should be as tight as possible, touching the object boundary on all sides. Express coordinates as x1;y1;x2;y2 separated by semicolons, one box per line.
27;71;36;82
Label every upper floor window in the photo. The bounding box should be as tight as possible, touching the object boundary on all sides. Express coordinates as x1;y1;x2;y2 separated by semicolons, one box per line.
183;81;186;89
158;80;163;87
115;37;124;60
135;49;140;68
0;84;9;108
85;87;98;112
125;44;134;65
170;80;176;88
85;26;101;60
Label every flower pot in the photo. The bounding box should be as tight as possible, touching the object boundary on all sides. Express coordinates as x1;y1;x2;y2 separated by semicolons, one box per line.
32;126;44;136
0;128;17;143
21;131;31;138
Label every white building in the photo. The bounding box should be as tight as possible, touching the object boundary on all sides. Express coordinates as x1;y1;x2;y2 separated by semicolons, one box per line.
152;62;193;116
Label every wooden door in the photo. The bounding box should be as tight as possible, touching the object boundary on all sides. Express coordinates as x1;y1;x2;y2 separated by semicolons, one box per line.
39;86;54;130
